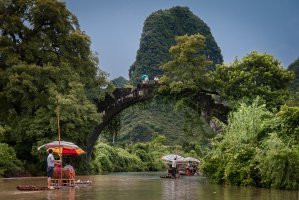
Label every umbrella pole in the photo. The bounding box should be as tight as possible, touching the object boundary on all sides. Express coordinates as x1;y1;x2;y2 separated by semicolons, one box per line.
57;99;61;146
57;100;62;185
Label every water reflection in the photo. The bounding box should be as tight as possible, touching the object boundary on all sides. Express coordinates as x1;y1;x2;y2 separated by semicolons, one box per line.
161;177;207;200
46;187;76;200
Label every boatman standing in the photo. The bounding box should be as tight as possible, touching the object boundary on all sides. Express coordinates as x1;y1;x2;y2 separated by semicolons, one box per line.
172;157;177;178
47;149;55;189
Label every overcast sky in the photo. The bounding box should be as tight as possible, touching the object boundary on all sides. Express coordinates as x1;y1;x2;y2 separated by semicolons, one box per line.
64;0;299;80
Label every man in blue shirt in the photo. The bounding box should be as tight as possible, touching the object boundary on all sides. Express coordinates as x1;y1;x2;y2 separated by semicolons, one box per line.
47;149;55;189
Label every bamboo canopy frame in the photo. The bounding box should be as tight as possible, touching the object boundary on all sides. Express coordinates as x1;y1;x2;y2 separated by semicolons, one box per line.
57;99;62;181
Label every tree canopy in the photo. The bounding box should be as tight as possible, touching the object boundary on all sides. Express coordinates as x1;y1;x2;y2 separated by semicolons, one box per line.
211;51;294;108
160;34;212;94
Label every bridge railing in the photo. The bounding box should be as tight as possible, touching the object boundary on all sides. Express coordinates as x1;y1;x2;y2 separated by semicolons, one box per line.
100;84;155;117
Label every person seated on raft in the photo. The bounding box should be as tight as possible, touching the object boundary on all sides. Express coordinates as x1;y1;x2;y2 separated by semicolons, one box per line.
54;160;62;171
63;161;75;179
64;164;74;170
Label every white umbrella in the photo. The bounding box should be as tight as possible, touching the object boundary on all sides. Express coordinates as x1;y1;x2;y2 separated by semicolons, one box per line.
161;154;184;162
183;157;200;163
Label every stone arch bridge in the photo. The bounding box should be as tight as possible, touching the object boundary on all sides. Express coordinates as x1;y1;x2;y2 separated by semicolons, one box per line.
87;84;155;158
86;84;228;158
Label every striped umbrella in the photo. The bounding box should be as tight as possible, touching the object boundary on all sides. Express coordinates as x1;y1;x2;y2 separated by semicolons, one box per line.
38;141;85;155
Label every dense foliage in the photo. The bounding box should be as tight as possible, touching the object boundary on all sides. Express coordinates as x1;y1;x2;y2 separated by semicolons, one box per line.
90;135;200;174
286;91;299;107
0;143;23;177
129;6;222;84
288;57;299;92
158;34;226;122
160;34;212;93
0;0;108;175
211;51;294;108
201;99;299;190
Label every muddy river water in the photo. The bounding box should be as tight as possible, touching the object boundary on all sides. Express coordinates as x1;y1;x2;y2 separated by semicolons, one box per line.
0;172;298;200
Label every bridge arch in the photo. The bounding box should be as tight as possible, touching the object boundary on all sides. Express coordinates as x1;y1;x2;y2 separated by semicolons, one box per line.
86;84;229;158
87;84;155;158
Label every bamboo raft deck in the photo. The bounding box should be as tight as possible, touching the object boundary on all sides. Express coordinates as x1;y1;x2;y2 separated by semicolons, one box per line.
17;179;92;191
16;181;92;191
16;186;53;191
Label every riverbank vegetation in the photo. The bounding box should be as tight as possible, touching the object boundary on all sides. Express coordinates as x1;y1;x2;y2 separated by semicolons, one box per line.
90;134;201;174
201;99;299;190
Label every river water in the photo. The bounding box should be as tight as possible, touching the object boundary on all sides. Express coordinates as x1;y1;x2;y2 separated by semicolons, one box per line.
1;172;298;200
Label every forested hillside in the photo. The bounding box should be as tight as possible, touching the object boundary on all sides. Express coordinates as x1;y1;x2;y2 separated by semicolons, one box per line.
103;100;213;146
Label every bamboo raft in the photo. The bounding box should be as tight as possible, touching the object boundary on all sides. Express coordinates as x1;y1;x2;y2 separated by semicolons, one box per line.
16;185;54;191
16;180;92;191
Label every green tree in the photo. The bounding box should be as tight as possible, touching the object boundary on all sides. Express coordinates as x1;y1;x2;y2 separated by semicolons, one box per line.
0;143;23;177
156;34;220;145
0;0;108;174
211;51;294;108
286;91;299;106
201;99;273;186
201;99;299;189
255;106;299;189
160;34;212;93
158;33;218;122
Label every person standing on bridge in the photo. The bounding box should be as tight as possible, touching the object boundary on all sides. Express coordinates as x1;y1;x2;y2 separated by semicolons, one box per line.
141;74;149;84
154;76;160;84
